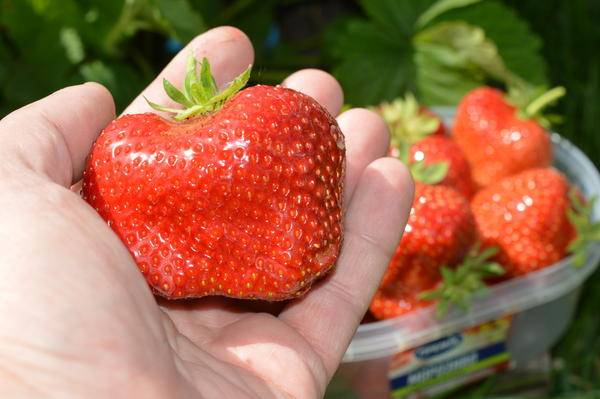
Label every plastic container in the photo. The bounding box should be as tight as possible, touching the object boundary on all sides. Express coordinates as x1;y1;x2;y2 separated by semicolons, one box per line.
338;109;600;399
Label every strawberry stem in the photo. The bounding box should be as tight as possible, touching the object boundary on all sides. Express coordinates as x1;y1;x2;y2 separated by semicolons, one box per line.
509;85;566;129
419;245;505;318
146;55;252;121
524;86;566;120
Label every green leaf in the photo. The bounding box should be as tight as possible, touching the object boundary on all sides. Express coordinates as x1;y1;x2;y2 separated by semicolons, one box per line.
421;245;505;318
155;0;207;44
59;27;85;64
199;57;218;98
145;97;184;114
414;21;521;105
147;55;251;120
183;54;199;103
566;192;600;268
483;262;505;275
416;0;482;29
359;0;436;37
429;0;548;88
163;78;192;107
79;60;146;112
326;0;437;106
327;19;416;106
80;60;116;87
411;161;449;184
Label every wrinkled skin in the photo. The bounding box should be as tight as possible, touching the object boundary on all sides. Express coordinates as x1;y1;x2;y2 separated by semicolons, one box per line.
0;27;413;399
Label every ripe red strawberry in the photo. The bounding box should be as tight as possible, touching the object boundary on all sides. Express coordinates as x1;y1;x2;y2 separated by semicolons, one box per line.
378;183;476;294
82;57;345;300
453;86;564;188
370;275;439;320
471;168;575;277
409;135;475;198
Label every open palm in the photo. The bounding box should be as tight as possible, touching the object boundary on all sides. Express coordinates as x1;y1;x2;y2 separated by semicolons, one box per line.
0;27;413;399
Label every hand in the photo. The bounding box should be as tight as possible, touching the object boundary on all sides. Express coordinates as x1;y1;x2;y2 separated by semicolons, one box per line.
0;27;413;398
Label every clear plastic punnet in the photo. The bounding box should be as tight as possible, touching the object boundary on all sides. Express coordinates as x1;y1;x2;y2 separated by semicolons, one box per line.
338;108;600;398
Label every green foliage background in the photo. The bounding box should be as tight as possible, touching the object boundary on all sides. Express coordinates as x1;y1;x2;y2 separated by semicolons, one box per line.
1;0;599;397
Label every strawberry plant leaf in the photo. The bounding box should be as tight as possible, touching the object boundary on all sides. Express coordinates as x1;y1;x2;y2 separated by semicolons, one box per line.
416;0;482;29
359;0;436;37
326;0;438;106
154;0;206;44
327;19;416;106
414;21;527;105
59;27;85;64
426;0;548;88
327;0;546;107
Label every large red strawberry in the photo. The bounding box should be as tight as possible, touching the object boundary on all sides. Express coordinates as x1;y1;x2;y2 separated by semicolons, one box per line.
82;57;345;300
471;168;595;277
378;183;476;295
453;86;564;188
409;135;474;198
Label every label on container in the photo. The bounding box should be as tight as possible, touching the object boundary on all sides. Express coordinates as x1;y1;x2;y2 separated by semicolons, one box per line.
388;317;511;398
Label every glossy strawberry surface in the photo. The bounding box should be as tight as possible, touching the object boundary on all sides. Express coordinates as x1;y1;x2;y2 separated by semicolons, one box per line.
453;87;552;188
409;135;475;198
471;168;575;277
369;276;439;320
83;85;345;300
379;184;477;291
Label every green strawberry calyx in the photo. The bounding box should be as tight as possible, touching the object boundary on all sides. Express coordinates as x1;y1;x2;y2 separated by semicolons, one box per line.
397;144;449;185
419;245;505;318
567;189;600;267
507;85;566;129
377;93;441;147
146;55;252;121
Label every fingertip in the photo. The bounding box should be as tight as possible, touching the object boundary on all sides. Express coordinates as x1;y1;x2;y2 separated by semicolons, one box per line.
337;108;393;202
337;108;391;155
82;82;116;119
349;157;414;253
283;69;343;116
365;157;414;196
190;26;255;88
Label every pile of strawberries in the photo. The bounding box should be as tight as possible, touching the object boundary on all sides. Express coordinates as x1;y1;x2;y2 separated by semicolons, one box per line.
369;87;598;320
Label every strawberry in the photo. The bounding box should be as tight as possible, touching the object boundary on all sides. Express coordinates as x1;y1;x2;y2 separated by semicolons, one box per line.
409;135;474;198
82;57;345;300
471;168;594;277
370;275;438;320
377;94;473;197
376;184;476;304
373;245;504;320
453;86;565;188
